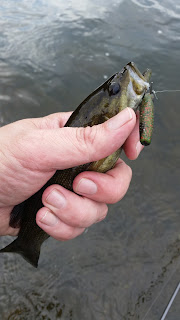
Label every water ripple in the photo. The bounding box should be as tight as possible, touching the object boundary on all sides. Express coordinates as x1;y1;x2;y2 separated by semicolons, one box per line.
131;0;180;18
0;1;180;319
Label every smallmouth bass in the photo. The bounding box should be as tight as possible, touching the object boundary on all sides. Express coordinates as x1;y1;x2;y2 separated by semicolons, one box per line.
0;62;154;267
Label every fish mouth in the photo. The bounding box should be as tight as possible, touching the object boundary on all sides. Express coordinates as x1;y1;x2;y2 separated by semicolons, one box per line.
126;62;150;91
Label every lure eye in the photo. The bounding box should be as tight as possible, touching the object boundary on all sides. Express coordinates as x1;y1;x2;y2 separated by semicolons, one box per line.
108;82;120;95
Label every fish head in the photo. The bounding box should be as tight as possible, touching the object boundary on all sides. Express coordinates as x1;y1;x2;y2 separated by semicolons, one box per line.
65;62;152;128
111;61;151;112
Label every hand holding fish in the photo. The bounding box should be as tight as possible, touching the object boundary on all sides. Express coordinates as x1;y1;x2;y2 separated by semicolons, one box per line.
0;109;142;240
0;62;154;267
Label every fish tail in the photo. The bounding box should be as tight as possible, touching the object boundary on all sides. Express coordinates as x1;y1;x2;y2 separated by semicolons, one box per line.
0;239;39;268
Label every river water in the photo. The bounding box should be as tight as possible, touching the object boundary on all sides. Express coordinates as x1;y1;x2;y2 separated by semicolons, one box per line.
0;1;180;319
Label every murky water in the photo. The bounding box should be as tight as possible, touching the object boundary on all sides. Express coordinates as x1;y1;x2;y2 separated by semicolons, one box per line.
0;0;180;319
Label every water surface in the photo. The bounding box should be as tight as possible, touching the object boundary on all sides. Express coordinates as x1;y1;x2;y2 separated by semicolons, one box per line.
0;0;180;319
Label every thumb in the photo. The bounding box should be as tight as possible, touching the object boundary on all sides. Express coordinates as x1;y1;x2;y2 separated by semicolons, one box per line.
34;108;136;170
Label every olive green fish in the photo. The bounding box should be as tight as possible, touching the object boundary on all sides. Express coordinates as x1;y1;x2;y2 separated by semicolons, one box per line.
0;62;154;267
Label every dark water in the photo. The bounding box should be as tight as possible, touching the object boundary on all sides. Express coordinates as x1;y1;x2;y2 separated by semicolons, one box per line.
0;0;180;319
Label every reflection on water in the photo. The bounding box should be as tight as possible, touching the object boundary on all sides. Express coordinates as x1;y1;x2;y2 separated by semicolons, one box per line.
0;0;180;319
131;0;180;17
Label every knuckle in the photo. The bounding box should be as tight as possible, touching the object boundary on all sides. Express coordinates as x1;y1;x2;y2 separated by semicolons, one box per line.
75;126;98;158
95;203;108;222
104;204;108;217
58;226;76;241
105;162;132;204
68;201;101;228
127;165;132;180
108;180;128;204
70;208;88;228
109;188;121;204
99;204;108;220
12;131;40;169
119;178;131;200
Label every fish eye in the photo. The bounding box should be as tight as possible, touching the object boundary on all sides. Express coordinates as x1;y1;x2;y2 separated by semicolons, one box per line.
108;82;120;95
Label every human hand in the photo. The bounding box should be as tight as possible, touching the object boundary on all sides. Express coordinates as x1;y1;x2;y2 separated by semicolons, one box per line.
0;108;143;239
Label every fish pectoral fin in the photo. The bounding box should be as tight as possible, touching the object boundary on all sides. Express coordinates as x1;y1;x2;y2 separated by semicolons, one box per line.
0;238;40;268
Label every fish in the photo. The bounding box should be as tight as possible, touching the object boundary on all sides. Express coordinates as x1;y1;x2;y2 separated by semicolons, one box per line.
0;62;154;267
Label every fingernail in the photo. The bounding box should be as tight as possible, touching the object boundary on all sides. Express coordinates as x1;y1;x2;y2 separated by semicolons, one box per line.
46;189;66;209
136;141;144;157
76;178;97;195
40;210;59;226
108;108;133;130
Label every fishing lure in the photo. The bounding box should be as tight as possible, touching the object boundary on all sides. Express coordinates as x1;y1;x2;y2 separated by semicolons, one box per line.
139;73;154;146
139;87;180;146
139;92;154;146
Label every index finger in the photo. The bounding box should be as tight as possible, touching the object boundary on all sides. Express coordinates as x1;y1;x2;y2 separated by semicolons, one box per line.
31;112;73;130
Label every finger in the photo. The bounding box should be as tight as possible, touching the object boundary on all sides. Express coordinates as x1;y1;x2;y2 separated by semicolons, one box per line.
36;184;108;230
36;207;85;241
29;108;136;171
123;111;144;160
73;159;132;204
31;112;73;129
